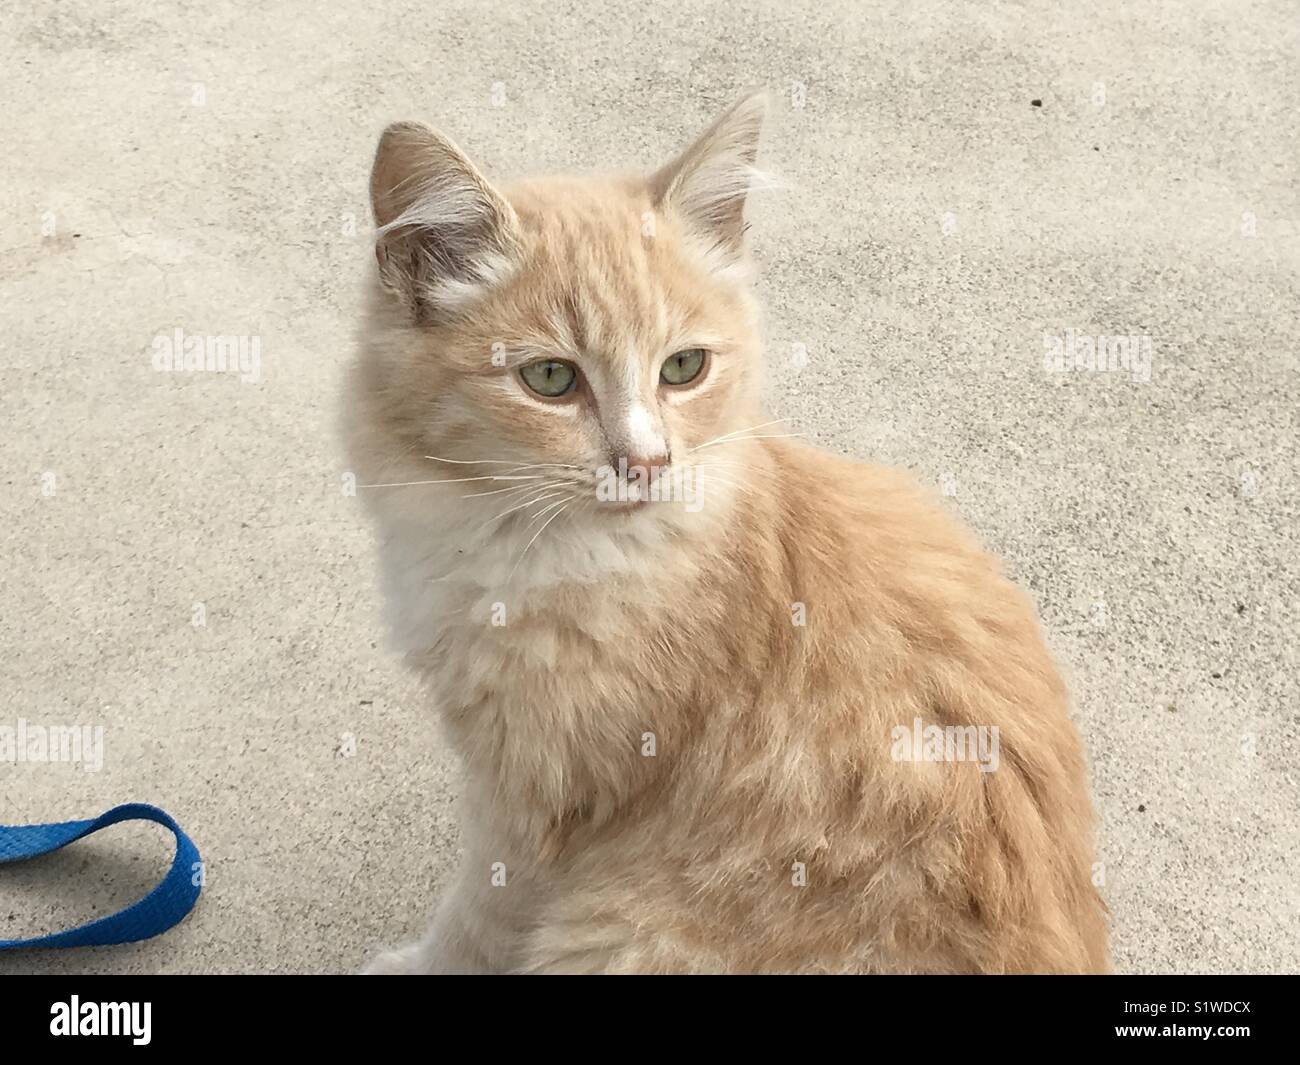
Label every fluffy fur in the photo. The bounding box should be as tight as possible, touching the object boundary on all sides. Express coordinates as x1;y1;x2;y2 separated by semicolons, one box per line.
344;94;1109;974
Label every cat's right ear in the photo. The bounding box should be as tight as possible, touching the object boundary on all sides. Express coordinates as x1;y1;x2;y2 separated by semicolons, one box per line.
370;122;522;321
650;93;768;263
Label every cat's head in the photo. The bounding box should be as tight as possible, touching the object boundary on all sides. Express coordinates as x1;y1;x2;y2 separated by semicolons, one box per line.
350;94;772;554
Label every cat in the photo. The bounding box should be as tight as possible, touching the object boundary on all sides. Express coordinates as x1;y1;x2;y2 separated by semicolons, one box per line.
344;93;1109;974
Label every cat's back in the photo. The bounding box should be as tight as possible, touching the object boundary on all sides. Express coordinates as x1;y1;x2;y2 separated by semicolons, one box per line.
612;439;1111;973
762;439;1051;671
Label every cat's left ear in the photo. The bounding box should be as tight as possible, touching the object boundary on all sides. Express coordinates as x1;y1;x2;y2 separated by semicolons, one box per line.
650;92;768;259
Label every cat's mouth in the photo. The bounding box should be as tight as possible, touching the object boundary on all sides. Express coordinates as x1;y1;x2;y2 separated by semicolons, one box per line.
594;497;651;515
586;465;710;518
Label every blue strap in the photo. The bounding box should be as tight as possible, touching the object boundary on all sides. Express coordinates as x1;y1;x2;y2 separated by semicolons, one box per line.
0;803;201;949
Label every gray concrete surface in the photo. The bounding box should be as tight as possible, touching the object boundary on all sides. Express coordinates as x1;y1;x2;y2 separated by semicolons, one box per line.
1;0;1296;974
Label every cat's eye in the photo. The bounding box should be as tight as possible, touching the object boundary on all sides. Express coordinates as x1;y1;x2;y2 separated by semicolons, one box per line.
661;348;707;386
519;359;578;398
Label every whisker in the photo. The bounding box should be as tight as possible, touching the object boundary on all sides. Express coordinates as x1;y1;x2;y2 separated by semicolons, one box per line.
690;432;804;456
690;459;760;474
424;454;582;470
686;419;786;452
429;488;570;584
460;481;552;499
521;496;569;531
692;467;762;498
686;418;790;454
482;486;569;528
508;502;571;580
694;472;750;494
358;474;543;488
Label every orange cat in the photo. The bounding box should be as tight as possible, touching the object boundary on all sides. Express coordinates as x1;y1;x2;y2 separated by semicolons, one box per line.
345;94;1109;974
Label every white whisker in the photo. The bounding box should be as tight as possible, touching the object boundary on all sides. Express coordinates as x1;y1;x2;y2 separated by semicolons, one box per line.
485;488;568;528
359;474;543;488
690;432;804;456
508;502;571;580
424;454;581;470
460;481;548;499
686;418;789;454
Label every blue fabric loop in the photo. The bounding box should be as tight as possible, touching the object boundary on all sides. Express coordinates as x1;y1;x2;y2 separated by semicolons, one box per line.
0;803;201;949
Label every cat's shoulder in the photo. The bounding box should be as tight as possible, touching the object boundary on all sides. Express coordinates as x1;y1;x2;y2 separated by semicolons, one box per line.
771;441;967;532
764;440;1009;603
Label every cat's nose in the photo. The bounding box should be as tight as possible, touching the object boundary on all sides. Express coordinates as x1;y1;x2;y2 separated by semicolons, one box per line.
620;452;670;484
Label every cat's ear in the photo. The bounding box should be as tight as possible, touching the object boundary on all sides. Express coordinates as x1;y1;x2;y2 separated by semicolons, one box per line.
370;122;522;321
650;92;768;259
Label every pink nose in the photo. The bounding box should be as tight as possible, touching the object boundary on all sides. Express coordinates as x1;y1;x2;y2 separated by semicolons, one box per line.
619;454;669;485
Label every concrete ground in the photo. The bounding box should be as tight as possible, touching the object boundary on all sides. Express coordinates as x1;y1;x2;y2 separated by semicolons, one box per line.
1;0;1296;974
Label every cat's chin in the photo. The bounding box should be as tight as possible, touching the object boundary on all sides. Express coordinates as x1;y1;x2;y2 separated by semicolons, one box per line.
588;499;714;532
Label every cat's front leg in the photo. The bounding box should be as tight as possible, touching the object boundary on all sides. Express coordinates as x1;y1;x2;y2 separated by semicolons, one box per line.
362;836;536;974
360;941;428;975
361;866;501;974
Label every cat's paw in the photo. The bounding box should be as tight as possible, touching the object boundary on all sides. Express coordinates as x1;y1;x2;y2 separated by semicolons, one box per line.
360;943;424;975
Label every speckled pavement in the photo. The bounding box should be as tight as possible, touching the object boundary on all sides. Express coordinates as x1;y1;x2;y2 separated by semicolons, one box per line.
1;0;1296;973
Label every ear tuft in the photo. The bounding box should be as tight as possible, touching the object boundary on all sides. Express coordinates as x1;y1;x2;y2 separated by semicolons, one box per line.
370;122;521;321
651;92;769;258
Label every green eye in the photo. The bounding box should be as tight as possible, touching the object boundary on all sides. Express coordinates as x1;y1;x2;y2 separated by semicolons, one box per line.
520;359;577;398
661;348;706;386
